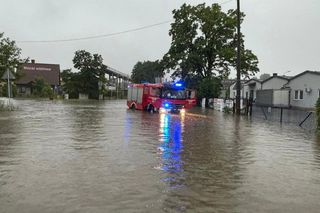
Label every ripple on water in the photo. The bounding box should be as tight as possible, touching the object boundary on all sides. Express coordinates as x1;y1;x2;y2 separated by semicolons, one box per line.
0;100;319;212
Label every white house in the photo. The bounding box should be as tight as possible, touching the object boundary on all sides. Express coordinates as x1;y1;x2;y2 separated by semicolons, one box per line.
229;80;246;99
229;79;261;100
285;71;320;109
243;79;261;100
261;73;290;90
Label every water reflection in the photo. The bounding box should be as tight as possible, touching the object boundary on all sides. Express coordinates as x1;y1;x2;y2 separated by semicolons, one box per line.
1;100;320;213
158;113;185;188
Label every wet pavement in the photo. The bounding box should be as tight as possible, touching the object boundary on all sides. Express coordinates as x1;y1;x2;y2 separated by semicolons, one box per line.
0;99;320;213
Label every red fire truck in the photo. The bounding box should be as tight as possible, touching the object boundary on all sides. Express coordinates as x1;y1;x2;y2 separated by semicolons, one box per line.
127;82;196;113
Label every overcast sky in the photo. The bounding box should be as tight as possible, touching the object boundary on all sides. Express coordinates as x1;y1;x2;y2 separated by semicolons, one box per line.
1;0;319;78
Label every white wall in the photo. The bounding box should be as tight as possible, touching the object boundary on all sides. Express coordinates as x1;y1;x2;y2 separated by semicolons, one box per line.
243;80;262;100
262;77;288;90
229;82;244;99
288;73;320;109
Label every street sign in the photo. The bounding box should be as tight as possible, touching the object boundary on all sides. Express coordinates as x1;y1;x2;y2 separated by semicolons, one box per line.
1;70;15;80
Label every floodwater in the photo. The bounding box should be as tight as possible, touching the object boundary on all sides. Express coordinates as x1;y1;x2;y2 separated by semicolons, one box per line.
0;100;320;213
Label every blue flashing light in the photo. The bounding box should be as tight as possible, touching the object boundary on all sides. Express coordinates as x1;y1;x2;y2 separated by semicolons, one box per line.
175;83;182;87
164;103;170;109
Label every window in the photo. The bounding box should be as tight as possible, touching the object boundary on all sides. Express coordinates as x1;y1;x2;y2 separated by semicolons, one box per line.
150;88;160;97
294;90;303;100
19;86;26;93
161;88;186;99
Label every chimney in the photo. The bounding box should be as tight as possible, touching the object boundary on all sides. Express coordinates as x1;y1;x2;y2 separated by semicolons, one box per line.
31;59;35;64
273;73;277;77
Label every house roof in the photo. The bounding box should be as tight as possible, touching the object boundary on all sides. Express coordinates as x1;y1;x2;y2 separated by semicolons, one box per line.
245;78;261;84
231;80;246;90
16;63;60;86
287;70;320;81
221;79;235;89
261;75;291;84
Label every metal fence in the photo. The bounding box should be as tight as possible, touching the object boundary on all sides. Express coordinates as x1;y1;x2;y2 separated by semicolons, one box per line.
251;105;317;130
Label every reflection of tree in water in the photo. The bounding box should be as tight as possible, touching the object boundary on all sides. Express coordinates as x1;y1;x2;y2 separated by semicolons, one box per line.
0;111;21;186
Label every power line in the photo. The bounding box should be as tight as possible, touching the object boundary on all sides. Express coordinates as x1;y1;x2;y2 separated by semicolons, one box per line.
16;0;234;44
17;20;173;43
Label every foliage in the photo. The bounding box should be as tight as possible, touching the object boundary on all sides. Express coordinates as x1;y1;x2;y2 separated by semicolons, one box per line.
0;32;27;78
161;3;259;101
32;77;53;98
131;60;163;83
260;73;271;81
316;97;320;130
223;106;232;114
61;69;81;99
1;83;17;97
72;50;107;99
197;77;221;100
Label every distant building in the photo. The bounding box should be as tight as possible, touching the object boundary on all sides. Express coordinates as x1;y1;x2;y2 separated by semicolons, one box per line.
16;60;60;95
229;79;261;100
229;80;246;99
243;78;261;100
285;71;320;109
219;79;235;99
261;73;290;90
256;71;320;109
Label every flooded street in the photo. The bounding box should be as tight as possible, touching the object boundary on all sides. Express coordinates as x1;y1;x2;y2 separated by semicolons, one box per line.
1;100;320;213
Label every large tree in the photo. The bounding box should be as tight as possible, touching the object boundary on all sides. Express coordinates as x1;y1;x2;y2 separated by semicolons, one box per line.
162;3;259;86
72;50;107;99
131;60;163;83
61;69;81;99
0;32;26;77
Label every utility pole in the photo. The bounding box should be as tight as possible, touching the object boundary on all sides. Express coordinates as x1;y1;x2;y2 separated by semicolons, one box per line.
236;0;241;115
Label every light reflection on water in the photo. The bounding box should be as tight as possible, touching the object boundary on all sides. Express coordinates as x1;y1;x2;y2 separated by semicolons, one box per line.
0;100;320;213
158;113;184;180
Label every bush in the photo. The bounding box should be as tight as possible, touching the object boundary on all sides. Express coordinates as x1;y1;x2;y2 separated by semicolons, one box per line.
223;106;232;114
32;78;54;98
1;83;17;97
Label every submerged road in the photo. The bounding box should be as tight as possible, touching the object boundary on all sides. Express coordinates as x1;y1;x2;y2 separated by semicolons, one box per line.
0;99;320;213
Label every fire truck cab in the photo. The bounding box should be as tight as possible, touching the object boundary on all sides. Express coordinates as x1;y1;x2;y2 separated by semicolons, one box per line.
127;82;196;113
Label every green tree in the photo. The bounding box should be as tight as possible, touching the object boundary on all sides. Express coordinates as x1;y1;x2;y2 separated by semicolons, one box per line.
61;69;81;99
0;33;23;76
131;60;163;83
1;83;17;97
162;3;259;102
197;77;222;106
32;77;53;98
72;50;107;99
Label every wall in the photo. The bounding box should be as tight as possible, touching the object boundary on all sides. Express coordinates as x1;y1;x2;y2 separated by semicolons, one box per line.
262;77;288;90
243;81;261;100
288;73;320;109
273;89;290;107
